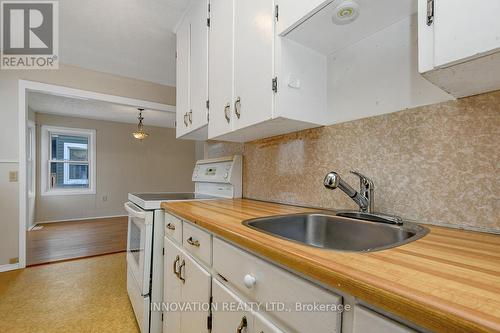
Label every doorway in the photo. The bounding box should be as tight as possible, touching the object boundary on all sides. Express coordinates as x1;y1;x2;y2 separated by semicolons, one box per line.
18;80;175;268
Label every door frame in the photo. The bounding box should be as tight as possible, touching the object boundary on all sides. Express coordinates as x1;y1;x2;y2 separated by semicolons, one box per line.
17;79;175;270
26;119;36;230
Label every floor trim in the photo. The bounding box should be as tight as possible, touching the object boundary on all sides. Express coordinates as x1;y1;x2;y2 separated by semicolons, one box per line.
0;263;20;272
35;214;128;224
27;250;127;267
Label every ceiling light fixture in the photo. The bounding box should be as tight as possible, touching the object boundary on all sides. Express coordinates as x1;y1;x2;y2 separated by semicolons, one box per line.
332;0;360;25
132;108;149;140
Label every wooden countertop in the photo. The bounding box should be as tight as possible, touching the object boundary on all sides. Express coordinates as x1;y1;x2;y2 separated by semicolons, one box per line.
161;199;500;333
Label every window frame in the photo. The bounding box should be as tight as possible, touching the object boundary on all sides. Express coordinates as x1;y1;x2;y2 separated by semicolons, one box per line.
40;125;96;196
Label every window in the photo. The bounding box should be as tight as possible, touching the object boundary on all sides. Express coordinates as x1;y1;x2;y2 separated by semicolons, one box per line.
41;126;96;196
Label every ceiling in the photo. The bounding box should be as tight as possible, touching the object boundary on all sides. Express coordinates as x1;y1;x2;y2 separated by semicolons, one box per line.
59;0;193;86
28;92;176;128
286;0;417;55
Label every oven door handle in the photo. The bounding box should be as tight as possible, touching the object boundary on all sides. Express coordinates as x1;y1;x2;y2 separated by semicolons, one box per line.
124;202;146;219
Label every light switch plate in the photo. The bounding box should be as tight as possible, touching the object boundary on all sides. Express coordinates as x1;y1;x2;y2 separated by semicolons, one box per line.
9;171;18;182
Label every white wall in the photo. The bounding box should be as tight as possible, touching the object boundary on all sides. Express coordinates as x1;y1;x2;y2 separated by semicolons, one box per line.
0;64;177;266
327;14;452;124
34;113;195;222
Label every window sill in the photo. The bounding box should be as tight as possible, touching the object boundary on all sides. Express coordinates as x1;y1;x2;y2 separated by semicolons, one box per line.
41;189;96;196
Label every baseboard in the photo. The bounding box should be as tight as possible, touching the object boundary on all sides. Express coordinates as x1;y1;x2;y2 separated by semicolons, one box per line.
0;263;20;273
35;214;128;224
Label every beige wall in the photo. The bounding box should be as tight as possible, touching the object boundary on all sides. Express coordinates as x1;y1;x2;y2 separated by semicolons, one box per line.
34;114;195;222
0;64;177;266
205;90;500;234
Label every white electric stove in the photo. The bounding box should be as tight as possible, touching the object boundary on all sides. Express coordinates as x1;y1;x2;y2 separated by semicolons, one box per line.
124;155;242;333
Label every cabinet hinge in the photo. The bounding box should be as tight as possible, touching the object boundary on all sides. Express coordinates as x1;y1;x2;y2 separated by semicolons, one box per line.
272;76;278;93
274;5;279;21
426;0;434;26
207;315;212;330
161;313;164;322
206;100;210;109
207;17;210;27
162;247;165;256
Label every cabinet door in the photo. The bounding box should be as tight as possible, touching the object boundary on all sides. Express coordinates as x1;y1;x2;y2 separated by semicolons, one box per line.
212;278;254;333
163;237;183;333
352;306;417;333
233;0;274;131
176;17;191;138
179;254;211;333
208;0;234;138
254;312;284;333
434;0;500;68
189;0;209;131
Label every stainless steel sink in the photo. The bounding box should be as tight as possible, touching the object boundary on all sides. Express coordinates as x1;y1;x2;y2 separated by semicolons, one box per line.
243;213;429;252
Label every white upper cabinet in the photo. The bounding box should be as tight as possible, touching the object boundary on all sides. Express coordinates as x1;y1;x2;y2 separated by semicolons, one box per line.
207;0;233;138
189;0;209;132
175;0;209;140
179;0;500;141
175;18;191;139
232;0;274;132
419;0;500;97
207;0;329;142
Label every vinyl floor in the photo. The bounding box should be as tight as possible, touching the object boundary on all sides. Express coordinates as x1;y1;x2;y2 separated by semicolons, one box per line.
0;253;140;333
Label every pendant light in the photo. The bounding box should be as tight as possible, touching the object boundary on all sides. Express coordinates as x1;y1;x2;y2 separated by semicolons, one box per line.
132;108;149;140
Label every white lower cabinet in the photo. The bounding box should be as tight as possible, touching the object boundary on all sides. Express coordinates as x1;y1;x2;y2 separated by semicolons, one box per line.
212;278;284;333
163;236;211;333
352;306;417;333
163;237;182;333
162;216;425;333
212;237;342;333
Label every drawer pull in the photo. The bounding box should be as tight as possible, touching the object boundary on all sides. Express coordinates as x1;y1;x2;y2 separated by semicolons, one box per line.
187;237;200;247
173;255;180;277
178;259;186;284
243;274;256;289
236;316;247;333
166;223;176;231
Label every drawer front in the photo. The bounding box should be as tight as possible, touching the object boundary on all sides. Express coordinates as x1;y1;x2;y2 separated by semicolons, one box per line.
182;221;212;266
213;237;342;333
353;306;418;333
164;212;182;243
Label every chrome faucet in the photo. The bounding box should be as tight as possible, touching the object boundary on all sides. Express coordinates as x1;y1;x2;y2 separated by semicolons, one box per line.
323;170;374;213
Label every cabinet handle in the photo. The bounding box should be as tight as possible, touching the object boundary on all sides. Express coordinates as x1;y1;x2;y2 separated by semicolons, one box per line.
183;112;188;126
178;259;186;283
186;237;200;247
188;110;193;124
243;274;256;289
236;316;247;333
224;103;231;123
173;255;180;277
166;223;176;231
234;97;241;119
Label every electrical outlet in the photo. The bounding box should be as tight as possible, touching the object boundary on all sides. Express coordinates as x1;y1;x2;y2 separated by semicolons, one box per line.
9;171;18;182
9;257;19;264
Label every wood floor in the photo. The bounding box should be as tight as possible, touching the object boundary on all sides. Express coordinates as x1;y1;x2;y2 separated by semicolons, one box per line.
27;216;128;266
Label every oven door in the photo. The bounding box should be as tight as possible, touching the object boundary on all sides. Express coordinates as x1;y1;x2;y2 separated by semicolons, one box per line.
125;202;153;296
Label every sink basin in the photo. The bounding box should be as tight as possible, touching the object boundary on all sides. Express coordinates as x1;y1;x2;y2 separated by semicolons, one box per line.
243;213;429;252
